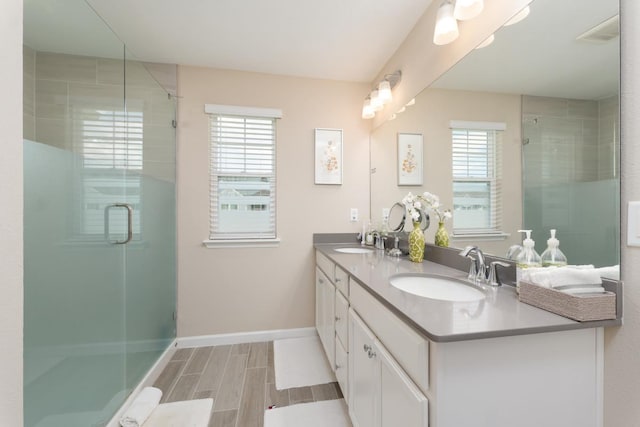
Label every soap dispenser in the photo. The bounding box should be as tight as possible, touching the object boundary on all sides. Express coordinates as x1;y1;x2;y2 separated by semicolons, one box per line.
515;229;542;293
541;229;568;267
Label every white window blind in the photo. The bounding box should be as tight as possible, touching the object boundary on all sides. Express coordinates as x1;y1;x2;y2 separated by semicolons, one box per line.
208;111;277;240
451;127;503;235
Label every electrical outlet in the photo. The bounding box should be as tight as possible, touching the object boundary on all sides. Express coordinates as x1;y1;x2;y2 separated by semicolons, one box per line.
350;208;359;222
628;201;640;246
382;208;390;222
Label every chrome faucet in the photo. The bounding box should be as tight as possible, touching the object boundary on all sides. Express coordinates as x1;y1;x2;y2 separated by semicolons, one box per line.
459;246;487;284
460;246;511;286
372;231;385;250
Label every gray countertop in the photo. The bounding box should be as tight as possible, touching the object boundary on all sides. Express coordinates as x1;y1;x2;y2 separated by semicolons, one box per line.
315;243;621;343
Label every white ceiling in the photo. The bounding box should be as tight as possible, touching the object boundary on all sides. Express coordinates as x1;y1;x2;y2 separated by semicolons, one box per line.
432;0;619;100
81;0;433;83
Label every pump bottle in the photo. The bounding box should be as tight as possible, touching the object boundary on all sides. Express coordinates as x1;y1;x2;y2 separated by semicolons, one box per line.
515;229;542;293
541;229;568;267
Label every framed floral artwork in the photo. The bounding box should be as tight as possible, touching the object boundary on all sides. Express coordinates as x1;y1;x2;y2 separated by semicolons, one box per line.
397;133;423;186
314;128;343;185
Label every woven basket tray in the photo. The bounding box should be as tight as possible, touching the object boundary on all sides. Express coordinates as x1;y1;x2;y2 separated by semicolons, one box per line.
519;281;617;322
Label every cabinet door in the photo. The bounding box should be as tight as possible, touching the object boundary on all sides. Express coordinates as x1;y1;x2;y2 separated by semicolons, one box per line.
315;268;324;336
316;268;335;368
377;341;429;427
335;290;349;349
348;309;379;427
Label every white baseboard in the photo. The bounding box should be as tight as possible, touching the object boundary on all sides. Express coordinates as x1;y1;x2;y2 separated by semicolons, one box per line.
177;327;318;348
105;339;177;427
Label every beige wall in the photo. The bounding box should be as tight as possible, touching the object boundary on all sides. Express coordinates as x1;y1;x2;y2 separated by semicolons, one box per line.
604;0;640;424
370;88;522;255
176;66;370;336
0;0;23;425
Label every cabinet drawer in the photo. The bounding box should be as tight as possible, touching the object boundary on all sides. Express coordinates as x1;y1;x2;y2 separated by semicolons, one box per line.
335;265;349;296
316;251;335;280
335;290;349;348
335;336;348;404
351;281;429;393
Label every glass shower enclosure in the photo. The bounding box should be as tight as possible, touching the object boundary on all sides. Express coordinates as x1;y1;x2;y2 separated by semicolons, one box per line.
23;1;176;425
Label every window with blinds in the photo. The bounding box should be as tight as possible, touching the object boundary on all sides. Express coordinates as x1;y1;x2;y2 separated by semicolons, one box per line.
74;108;143;239
208;111;277;240
451;127;503;235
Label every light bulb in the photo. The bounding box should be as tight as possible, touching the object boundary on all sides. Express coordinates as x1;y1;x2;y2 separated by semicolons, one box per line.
475;34;495;49
378;80;392;104
370;90;383;112
504;6;530;26
453;0;484;21
433;2;459;45
362;99;375;119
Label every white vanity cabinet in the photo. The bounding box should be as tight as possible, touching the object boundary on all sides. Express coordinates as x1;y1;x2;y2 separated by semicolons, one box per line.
316;249;605;427
315;252;350;398
348;308;429;427
315;266;335;369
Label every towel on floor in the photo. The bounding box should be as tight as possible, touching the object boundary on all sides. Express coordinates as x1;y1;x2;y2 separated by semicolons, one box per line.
143;398;213;427
120;386;162;427
522;266;602;289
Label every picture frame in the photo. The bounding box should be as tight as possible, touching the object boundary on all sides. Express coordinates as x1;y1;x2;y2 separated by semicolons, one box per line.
314;128;343;185
397;133;423;186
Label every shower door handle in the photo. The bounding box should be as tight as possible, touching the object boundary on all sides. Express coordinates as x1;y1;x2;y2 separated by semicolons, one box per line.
104;203;133;244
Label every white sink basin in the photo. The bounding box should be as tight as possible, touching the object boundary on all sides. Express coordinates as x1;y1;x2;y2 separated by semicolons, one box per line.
390;274;485;302
334;247;374;254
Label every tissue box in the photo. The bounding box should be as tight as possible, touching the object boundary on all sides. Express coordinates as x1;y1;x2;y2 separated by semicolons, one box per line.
519;281;616;322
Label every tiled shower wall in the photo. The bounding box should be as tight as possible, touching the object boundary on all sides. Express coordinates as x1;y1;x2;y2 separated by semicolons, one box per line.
22;46;176;182
522;94;620;266
522;94;619;186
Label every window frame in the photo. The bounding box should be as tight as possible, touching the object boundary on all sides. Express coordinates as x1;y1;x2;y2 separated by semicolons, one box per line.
203;104;282;248
450;121;506;238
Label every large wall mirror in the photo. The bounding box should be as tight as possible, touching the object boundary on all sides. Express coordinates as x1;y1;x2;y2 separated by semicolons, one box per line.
370;0;620;267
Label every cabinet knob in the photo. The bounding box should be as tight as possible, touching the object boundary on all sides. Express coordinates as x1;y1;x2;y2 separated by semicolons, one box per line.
335;363;342;370
319;278;324;284
363;344;372;353
335;316;341;321
367;349;377;359
335;277;341;282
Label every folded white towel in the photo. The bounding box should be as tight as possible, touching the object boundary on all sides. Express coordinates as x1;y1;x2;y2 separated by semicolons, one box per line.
560;286;606;295
522;266;602;288
596;265;620;281
120;386;163;427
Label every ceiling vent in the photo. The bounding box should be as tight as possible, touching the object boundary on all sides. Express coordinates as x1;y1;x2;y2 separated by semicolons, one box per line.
576;15;619;43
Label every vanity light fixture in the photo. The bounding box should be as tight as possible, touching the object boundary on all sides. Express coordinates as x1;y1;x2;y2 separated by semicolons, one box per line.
362;97;375;119
397;106;407;114
433;0;459;45
406;98;416;106
361;70;402;119
370;89;383;112
453;0;484;21
504;5;530;26
378;80;392;103
475;34;495;49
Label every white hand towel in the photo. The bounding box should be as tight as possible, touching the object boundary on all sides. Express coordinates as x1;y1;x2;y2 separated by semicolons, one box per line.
596;265;620;280
523;267;602;288
120;386;163;427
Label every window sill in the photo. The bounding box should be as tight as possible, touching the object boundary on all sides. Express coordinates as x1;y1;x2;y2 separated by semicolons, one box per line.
451;232;510;242
203;238;281;249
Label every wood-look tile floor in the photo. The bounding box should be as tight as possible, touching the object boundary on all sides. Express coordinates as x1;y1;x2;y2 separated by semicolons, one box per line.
153;341;343;427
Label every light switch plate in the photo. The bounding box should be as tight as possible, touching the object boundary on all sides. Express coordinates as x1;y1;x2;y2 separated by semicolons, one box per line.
350;208;359;222
627;201;640;247
382;208;390;222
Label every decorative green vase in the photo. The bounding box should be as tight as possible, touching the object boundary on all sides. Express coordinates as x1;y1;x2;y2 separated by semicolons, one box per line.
408;221;425;263
434;221;449;247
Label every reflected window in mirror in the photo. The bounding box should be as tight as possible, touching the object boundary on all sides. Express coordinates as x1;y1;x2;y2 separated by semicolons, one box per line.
451;122;504;237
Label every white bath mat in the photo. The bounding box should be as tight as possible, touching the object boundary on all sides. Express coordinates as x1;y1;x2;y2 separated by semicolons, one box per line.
264;399;351;427
273;336;335;390
142;398;212;427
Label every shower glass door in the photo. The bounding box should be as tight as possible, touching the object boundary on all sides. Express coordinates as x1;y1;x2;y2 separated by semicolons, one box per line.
24;1;176;425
